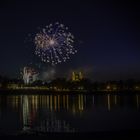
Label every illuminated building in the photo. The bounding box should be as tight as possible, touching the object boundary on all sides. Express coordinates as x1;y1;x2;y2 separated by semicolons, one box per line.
22;67;38;84
72;72;83;81
7;83;18;89
106;84;117;91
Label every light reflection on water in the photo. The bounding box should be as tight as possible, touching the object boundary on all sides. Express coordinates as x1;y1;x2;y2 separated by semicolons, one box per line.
0;93;140;134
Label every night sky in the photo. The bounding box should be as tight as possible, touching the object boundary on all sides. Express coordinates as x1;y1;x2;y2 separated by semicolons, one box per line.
0;0;140;81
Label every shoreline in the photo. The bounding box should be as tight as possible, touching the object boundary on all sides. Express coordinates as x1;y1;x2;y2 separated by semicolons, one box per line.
0;89;139;95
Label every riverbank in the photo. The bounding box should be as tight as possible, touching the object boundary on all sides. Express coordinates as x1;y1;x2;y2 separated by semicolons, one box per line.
0;88;139;95
1;130;140;139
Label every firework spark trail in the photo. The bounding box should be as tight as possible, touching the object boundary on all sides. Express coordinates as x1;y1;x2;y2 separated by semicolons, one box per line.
34;22;77;65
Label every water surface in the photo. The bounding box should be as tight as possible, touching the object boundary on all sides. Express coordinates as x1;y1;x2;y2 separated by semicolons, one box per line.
0;92;140;134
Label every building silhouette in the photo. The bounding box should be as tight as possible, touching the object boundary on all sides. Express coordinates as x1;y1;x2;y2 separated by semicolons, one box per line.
72;72;83;81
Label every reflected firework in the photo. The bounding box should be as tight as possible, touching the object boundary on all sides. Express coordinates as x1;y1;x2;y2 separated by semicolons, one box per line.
34;22;77;65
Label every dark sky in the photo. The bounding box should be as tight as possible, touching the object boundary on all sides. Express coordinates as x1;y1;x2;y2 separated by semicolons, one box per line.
0;0;140;81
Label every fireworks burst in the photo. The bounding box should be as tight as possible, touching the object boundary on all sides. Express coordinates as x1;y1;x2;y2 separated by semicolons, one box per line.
34;22;77;65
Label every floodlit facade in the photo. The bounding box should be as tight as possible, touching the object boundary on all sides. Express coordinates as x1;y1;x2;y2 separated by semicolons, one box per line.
72;72;83;81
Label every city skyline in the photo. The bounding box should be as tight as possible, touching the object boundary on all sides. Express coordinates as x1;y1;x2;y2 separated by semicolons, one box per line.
0;0;140;81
